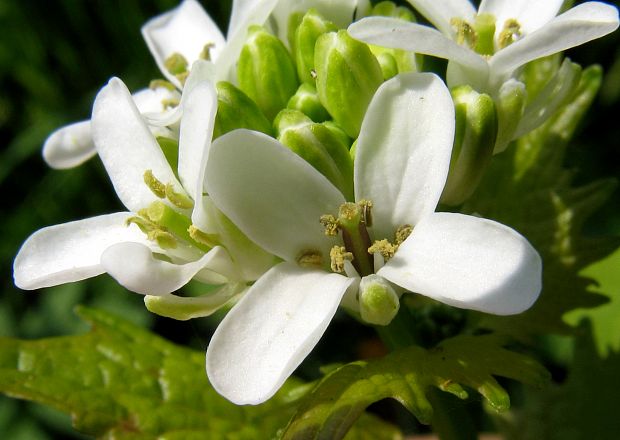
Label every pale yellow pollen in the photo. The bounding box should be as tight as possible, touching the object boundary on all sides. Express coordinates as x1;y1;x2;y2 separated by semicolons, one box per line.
143;170;166;198
451;17;477;49
165;184;194;210
339;202;359;222
329;246;353;273
188;225;217;248
395;224;413;246
368;239;397;261
126;216;177;249
164;52;188;75
149;79;176;91
320;214;340;236
498;18;522;49
297;250;324;268
148;230;177;249
161;98;181;109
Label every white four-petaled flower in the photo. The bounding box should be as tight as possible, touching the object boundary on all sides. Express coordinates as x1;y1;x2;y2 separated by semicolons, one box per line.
204;72;542;405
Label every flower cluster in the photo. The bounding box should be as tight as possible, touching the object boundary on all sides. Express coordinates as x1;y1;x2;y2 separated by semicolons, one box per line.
14;0;618;406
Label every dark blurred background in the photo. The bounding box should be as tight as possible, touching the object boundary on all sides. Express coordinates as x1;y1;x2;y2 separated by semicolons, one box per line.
0;0;618;438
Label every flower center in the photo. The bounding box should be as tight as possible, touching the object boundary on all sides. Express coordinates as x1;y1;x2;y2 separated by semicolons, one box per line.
451;14;522;56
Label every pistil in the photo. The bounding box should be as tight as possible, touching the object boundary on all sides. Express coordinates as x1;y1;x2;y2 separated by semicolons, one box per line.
337;202;374;276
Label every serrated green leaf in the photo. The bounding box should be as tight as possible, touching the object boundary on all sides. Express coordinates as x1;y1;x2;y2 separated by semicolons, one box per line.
281;335;549;439
0;307;399;439
464;65;619;338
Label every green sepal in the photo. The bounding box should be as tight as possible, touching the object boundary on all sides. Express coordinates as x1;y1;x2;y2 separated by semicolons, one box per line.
237;25;299;121
275;109;354;200
440;85;497;206
494;79;526;153
213;81;273;139
156;137;179;175
315;30;384;138
281;334;549;437
287;82;330;122
294;8;337;84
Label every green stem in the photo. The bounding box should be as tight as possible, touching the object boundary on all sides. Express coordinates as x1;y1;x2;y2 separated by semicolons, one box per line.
374;305;477;440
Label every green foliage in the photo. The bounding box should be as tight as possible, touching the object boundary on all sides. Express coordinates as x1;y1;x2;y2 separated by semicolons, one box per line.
281;335;549;439
0;307;399;439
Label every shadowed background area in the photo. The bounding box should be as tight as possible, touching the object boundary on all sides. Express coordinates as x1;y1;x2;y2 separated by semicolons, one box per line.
0;0;618;438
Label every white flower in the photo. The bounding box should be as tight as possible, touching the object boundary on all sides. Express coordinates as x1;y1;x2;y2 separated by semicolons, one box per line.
348;0;618;95
15;66;274;319
204;72;542;405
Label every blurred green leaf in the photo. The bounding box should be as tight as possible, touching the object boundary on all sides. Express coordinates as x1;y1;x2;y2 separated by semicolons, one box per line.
281;335;549;439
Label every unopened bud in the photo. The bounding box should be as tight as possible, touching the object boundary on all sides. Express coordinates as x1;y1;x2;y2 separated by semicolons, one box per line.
441;85;497;206
359;275;399;326
315;30;383;138
237;26;299;121
494;79;526;153
287;83;330;122
275;109;354;200
214;81;273;139
294;9;338;84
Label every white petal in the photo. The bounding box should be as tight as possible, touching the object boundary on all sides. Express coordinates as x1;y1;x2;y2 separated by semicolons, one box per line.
142;0;225;87
178;79;217;201
355;72;455;240
144;283;246;320
205;129;345;262
13;213;149;290
217;0;279;81
101;243;234;295
406;0;477;35
479;0;563;41
348;18;487;74
378;212;542;315
206;262;355;404
490;2;619;80
42;121;96;169
92;77;186;213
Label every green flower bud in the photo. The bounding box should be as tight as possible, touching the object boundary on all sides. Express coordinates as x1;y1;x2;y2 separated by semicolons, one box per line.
294;9;337;84
315;30;383;138
440;85;497;206
237;25;299;121
275;109;354;200
287;82;330;122
494;79;526;153
213;81;273;139
375;52;399;80
287;11;305;55
359;275;400;326
371;1;416;22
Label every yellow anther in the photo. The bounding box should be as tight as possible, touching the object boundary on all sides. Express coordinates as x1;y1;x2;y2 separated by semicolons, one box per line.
451;18;477;49
148;230;177;249
498;19;522;49
149;79;176;91
330;246;353;273
320;214;340;236
164;52;188;75
188;225;217;248
199;42;215;61
358;199;373;226
161;98;181;109
297;250;324;269
395;224;413;246
143;170;166;198
126;215;156;234
165;183;194;210
368;239;397;261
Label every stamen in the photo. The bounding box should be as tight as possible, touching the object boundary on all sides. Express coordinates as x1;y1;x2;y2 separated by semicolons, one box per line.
329;246;353;273
199;43;215;61
451;18;477;49
165;184;194;210
395;224;413;246
164;52;188;76
188;225;217;248
297;250;324;269
149;79;176;91
148;230;177;249
358;199;373;227
498;19;521;49
143;170;166;198
368;239;397;261
320;214;340;236
161;98;181;108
